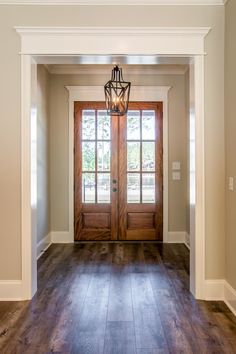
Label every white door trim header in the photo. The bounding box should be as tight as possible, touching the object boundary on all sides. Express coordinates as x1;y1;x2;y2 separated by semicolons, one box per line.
15;26;208;300
15;27;210;56
66;85;171;244
3;1;227;5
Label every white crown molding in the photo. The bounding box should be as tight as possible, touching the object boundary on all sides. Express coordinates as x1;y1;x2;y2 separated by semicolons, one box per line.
0;0;227;5
15;26;211;36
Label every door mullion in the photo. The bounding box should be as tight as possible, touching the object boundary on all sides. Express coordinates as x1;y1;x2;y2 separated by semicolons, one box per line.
95;109;98;203
111;114;119;240
140;110;143;204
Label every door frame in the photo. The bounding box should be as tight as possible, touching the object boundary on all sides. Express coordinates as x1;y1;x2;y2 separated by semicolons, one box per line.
16;26;210;300
67;86;170;243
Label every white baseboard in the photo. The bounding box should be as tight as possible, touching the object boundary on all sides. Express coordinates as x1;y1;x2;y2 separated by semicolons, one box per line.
205;279;225;300
167;231;187;243
37;233;51;259
50;231;73;243
166;231;190;250
0;280;23;301
224;281;236;316
185;233;190;249
204;279;236;316
37;231;73;248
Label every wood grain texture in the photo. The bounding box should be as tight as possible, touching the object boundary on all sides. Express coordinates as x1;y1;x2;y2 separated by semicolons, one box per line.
104;321;136;354
74;101;163;242
1;243;235;353
127;213;155;229
119;102;163;241
83;213;111;229
126;229;156;240
74;102;115;241
118;113;128;240
131;272;168;350
111;115;119;241
107;272;133;322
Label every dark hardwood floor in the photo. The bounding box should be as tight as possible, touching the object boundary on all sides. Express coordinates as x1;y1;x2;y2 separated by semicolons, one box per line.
0;243;236;353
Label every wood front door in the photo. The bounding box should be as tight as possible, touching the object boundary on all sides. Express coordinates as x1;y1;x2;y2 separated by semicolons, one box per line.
74;102;163;241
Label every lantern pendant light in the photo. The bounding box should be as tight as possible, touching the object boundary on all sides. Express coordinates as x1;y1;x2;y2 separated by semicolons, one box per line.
104;65;131;116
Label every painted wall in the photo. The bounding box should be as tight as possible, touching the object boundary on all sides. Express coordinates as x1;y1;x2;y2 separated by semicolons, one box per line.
225;0;236;290
185;69;190;241
37;65;50;243
49;71;188;233
0;5;225;280
188;61;196;294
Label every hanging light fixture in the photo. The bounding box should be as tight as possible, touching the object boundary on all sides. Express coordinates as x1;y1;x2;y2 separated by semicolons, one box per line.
104;65;131;116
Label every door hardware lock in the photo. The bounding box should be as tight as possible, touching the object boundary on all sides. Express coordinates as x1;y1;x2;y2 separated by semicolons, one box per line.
112;179;117;184
112;188;117;192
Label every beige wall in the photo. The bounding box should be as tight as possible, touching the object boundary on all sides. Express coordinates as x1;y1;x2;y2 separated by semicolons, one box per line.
37;65;50;243
185;69;190;238
0;5;225;280
225;0;236;290
49;71;188;233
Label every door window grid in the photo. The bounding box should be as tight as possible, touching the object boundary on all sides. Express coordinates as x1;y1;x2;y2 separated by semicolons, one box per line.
82;110;111;203
127;110;156;204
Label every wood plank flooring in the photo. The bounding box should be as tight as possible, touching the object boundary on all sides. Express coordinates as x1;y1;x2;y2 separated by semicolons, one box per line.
0;243;236;353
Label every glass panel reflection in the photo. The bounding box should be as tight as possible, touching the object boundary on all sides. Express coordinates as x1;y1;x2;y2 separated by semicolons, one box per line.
82;142;95;171
97;173;110;203
97;111;111;140
142;142;155;171
127;111;140;140
142;173;155;203
82;110;95;140
127;173;140;203
82;173;95;203
97;142;110;171
142;110;155;140
127;142;140;171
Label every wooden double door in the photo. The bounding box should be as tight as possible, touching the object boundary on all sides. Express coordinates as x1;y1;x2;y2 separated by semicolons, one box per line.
74;101;163;241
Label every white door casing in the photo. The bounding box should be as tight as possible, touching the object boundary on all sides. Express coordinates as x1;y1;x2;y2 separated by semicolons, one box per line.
15;26;210;300
66;85;170;244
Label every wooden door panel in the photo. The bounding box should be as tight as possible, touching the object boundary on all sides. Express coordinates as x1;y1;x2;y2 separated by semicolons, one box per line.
82;213;111;229
74;101;163;241
79;229;111;241
118;102;163;241
126;229;156;241
127;213;155;229
74;102;116;241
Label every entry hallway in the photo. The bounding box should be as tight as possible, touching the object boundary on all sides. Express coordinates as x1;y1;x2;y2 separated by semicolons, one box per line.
0;243;236;353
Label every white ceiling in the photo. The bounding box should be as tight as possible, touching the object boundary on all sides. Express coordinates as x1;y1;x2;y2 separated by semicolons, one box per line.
46;64;189;75
35;55;190;66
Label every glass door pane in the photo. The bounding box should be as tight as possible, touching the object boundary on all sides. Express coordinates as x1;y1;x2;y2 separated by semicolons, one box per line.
126;109;156;204
127;173;140;203
81;109;111;203
142;173;155;203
